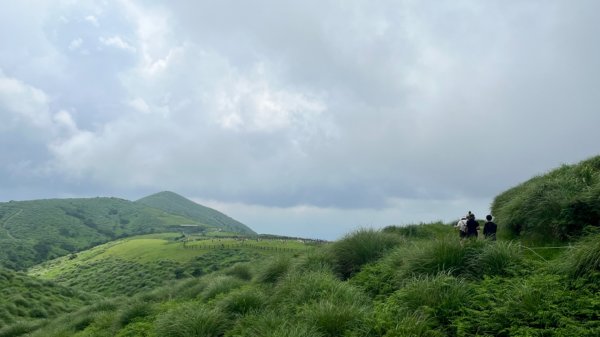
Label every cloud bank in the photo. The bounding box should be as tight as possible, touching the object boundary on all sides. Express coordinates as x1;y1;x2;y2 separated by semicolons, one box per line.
1;0;599;238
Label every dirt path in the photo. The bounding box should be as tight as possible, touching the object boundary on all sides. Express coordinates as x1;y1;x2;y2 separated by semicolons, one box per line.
1;209;21;240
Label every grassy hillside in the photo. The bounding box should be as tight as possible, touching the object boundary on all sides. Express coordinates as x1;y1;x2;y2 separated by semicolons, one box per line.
136;191;256;235
13;224;600;337
0;197;205;270
29;233;315;297
492;155;600;242
0;268;92;332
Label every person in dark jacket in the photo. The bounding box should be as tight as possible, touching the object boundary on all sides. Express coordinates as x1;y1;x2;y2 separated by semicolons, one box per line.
465;213;479;239
483;214;497;240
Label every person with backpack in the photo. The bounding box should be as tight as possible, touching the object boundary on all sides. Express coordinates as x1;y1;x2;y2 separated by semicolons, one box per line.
455;216;468;239
465;213;479;239
483;214;497;240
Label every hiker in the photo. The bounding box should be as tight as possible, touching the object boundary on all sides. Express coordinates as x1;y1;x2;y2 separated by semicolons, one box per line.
465;213;479;239
483;215;497;241
455;216;468;239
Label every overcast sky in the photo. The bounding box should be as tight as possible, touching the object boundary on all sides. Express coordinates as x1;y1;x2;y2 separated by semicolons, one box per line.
1;0;599;240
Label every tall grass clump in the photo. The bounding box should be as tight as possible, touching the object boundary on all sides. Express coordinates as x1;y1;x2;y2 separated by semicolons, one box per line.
329;229;402;279
401;237;484;278
0;320;43;337
271;270;367;310
350;245;414;298
118;300;155;327
200;275;245;301
216;286;266;317
223;263;253;281
227;310;324;337
375;273;471;336
562;233;600;283
154;302;229;337
297;300;368;337
472;241;526;277
254;256;292;284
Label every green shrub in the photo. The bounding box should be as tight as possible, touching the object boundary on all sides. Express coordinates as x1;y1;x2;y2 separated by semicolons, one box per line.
329;229;402;279
154;302;229;337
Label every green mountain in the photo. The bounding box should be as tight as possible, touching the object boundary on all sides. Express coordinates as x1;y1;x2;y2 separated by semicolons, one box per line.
0;192;255;270
492;155;600;242
136;191;256;235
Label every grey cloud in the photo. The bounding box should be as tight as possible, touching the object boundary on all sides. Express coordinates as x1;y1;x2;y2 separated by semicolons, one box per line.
1;0;600;215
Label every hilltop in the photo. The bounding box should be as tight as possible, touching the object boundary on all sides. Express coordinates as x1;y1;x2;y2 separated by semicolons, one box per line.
492;155;600;242
0;192;254;270
136;191;255;235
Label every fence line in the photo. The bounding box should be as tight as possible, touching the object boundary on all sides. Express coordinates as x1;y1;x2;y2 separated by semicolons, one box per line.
181;242;307;253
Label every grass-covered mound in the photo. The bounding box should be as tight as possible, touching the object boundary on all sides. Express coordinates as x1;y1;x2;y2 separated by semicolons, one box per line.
492;155;600;242
0;268;92;331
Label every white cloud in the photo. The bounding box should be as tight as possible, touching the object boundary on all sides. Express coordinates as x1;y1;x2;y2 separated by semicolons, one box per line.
68;38;83;51
85;15;99;27
99;36;136;53
0;73;52;130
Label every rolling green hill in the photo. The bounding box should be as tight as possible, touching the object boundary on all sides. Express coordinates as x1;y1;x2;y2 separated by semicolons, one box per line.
136;191;256;235
29;232;312;297
492;155;600;242
0;192;256;271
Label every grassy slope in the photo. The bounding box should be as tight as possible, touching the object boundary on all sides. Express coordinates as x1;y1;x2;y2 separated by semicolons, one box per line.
29;233;314;297
136;191;256;235
0;268;92;330
492;155;600;242
0;197;207;270
18;224;600;337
